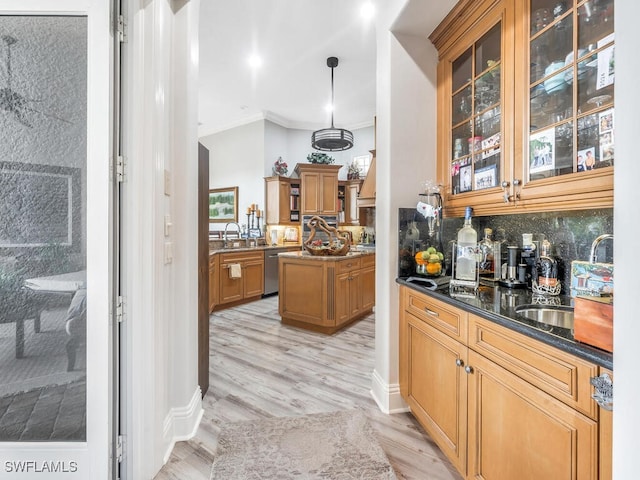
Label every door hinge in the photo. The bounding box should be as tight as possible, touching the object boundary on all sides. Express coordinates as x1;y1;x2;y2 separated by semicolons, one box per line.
116;296;125;323
117;15;127;43
116;434;124;463
115;156;126;183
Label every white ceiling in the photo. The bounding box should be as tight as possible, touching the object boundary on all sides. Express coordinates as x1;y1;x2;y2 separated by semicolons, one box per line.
197;0;378;136
197;1;455;137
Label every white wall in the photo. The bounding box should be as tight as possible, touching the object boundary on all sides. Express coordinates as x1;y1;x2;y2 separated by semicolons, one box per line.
371;0;442;413
199;121;375;230
265;120;289;177
200;120;265;227
613;2;640;478
122;0;202;478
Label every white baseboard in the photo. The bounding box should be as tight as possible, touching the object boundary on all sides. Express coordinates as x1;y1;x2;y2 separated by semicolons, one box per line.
162;387;204;464
370;369;409;414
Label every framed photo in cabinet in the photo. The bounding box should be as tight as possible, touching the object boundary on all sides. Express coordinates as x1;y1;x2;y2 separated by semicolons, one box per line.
209;186;238;223
529;128;555;174
459;165;472;193
474;165;496;190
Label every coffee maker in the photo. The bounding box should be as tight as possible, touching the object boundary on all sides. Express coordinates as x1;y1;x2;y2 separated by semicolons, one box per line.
498;245;527;288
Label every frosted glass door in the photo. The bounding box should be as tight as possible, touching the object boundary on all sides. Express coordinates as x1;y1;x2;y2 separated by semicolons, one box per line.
0;3;111;478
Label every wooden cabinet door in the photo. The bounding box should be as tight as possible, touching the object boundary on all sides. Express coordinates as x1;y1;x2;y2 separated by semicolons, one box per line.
510;0;614;214
345;182;360;224
334;272;351;325
347;269;362;319
320;171;338;214
209;255;217;312
279;259;329;327
467;350;598;480
360;264;375;311
401;311;468;476
265;177;292;224
433;0;515;218
243;258;264;298
218;262;243;304
300;172;320;214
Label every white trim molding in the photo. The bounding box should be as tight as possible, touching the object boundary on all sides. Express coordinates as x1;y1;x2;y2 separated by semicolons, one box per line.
162;387;204;464
370;369;409;414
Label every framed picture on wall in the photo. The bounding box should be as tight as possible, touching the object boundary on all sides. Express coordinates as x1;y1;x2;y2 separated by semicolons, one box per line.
209;186;238;223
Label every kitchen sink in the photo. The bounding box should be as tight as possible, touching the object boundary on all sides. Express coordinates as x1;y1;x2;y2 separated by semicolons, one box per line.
514;304;574;329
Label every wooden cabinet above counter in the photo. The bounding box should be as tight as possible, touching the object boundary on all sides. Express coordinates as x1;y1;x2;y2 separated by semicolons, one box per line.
430;0;615;217
293;163;341;216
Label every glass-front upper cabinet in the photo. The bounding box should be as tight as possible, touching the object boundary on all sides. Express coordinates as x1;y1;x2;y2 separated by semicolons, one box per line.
432;0;514;216
450;23;502;196
527;0;614;182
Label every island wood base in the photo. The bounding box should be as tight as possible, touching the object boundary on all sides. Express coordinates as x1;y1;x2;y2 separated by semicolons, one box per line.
278;251;375;334
281;309;372;335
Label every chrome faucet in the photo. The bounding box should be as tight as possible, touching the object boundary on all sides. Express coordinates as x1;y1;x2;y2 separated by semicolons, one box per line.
589;234;613;263
223;222;242;246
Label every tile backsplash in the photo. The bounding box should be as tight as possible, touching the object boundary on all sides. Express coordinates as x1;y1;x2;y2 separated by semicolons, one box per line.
399;207;613;294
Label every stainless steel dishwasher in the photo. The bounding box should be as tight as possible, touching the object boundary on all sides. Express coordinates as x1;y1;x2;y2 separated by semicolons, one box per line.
264;247;290;295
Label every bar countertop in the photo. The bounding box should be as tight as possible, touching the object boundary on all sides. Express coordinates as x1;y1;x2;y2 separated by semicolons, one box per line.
397;277;613;370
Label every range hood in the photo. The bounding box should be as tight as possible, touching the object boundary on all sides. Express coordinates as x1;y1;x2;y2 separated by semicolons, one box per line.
357;149;376;208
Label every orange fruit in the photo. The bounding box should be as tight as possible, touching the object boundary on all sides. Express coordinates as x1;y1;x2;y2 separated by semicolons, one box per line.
426;262;441;275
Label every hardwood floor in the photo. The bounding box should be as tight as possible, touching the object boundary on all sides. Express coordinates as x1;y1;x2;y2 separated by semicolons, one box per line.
154;296;462;480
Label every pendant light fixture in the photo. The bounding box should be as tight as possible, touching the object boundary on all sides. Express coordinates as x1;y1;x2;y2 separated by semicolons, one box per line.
311;57;354;152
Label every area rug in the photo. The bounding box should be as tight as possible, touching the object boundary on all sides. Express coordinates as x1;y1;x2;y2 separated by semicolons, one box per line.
210;410;397;479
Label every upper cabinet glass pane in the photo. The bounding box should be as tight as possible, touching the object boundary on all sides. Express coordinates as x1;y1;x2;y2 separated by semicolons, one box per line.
475;23;501;76
528;0;614;182
449;20;502;197
452;86;472;126
475;65;501;114
452;48;472;92
530;21;573;84
578;0;614;52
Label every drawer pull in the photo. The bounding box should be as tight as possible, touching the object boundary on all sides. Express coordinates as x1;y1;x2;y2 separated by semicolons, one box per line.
424;308;439;317
590;373;613;411
455;359;464;367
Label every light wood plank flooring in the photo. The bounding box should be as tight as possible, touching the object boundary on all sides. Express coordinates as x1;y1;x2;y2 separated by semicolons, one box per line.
154;296;462;480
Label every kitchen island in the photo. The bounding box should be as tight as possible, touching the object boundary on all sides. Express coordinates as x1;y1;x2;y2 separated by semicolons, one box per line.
278;250;375;334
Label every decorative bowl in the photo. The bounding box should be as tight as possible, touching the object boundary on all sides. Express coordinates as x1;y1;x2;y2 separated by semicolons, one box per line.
303;216;350;256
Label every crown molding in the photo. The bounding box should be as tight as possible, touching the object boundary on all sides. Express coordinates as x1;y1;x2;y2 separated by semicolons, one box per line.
198;111;375;138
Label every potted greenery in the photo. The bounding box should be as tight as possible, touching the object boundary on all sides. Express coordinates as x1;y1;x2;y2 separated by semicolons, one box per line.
307;152;335;165
347;162;362;180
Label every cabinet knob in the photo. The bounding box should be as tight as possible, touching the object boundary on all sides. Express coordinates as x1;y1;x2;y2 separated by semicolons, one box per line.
464;365;473;374
455;359;464;367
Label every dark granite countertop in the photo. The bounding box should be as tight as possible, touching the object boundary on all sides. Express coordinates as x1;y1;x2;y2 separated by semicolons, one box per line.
397;277;613;370
209;244;302;256
279;250;375;261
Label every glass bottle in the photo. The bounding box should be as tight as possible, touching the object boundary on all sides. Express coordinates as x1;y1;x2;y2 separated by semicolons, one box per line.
478;227;495;278
455;207;478;281
534;238;559;293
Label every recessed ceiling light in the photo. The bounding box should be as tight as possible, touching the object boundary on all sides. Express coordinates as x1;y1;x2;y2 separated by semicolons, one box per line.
247;54;262;69
360;2;375;21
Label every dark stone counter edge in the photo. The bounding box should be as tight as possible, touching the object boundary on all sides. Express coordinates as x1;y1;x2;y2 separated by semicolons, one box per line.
210;245;302;255
396;278;613;370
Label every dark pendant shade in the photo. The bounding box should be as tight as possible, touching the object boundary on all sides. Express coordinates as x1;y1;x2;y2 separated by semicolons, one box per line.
311;127;354;151
311;57;354;152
